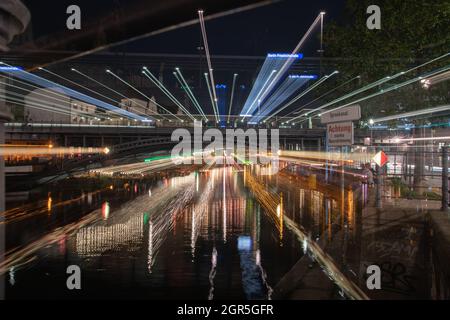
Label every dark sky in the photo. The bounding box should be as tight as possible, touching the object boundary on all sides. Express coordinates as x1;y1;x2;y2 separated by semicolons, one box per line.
22;0;346;57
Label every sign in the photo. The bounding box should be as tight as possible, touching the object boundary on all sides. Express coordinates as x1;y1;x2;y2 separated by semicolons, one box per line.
321;104;361;124
267;53;303;59
288;74;318;79
327;122;354;146
373;151;388;167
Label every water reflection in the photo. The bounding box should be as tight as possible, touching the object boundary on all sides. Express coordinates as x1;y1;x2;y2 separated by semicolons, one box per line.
5;165;367;299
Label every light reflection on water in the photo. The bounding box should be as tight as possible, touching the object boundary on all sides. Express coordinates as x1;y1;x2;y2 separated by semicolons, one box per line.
5;166;359;299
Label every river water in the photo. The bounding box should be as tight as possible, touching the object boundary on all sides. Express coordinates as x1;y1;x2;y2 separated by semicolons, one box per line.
3;165;429;299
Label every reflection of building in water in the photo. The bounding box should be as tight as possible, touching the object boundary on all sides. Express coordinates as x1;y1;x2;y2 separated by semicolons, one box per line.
75;213;144;257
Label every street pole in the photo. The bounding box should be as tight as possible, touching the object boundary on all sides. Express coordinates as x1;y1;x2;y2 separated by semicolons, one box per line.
441;146;449;212
376;147;383;209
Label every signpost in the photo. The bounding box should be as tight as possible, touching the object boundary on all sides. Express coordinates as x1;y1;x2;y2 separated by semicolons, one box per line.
321;104;361;124
373;150;388;167
327;122;354;146
323;105;360;147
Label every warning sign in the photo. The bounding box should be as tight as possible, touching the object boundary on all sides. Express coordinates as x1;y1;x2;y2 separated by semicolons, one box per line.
373;151;388;167
327;122;354;146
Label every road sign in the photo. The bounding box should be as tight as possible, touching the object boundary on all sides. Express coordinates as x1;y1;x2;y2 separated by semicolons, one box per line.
321;104;361;124
373;151;388;167
327;122;354;146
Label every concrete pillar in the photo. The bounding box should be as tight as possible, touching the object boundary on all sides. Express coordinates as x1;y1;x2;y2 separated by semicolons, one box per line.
0;0;30;51
0;0;30;301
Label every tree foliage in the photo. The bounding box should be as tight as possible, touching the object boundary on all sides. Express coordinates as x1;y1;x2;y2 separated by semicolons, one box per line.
323;0;450;121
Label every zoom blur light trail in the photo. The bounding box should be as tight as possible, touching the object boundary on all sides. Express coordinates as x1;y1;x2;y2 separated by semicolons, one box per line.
0;145;109;156
172;72;197;120
204;73;219;122
288;75;361;118
0;91;98;120
198;10;219;118
174;68;208;121
106;69;181;121
249;76;311;123
38;67;121;107
141;67;196;121
371;104;450;124
239;56;282;117
421;69;450;88
70;68;166;121
291;52;450;123
252;13;323;112
262;70;338;123
0;62;146;121
0;78;97;119
242;69;278;117
227;73;238;123
143;67;195;120
0;78;103;120
303;64;450;124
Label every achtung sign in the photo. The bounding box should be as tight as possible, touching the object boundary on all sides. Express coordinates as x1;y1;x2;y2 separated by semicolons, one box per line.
321;105;361;124
327;122;354;146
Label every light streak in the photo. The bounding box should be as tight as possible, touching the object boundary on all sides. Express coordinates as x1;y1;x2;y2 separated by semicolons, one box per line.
0;80;103;120
420;69;450;88
0;62;145;120
38;67;120;106
71;68;166;120
0;145;109;156
227;73;238;123
142;67;196;121
252;13;323;112
371;104;450;123
292;52;450;123
174;68;208;120
263;70;339;122
204;73;219;121
244;69;278;116
289;75;360;117
0;93;94;120
314;64;450;121
106;69;181;121
390;136;450;143
172;68;207;120
250;75;312;122
198;10;219;118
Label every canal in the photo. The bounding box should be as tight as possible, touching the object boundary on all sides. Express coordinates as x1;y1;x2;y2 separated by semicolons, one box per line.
2;164;429;299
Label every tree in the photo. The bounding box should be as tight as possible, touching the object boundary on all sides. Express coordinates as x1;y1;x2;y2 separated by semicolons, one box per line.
324;0;450;119
324;0;450;189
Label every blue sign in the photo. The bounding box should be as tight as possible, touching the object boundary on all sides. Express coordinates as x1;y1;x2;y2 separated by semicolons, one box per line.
289;74;318;79
267;53;303;59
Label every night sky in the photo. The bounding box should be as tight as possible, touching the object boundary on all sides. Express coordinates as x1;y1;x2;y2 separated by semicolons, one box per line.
22;0;346;57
